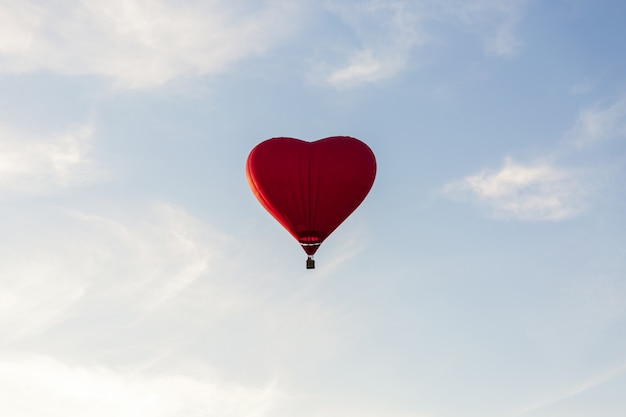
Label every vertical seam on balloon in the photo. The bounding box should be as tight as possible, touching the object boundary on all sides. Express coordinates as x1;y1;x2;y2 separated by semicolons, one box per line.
305;146;311;237
288;146;301;236
300;150;306;237
313;147;320;238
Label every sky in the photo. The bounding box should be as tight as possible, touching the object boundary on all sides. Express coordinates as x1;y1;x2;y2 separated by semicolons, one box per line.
1;0;625;416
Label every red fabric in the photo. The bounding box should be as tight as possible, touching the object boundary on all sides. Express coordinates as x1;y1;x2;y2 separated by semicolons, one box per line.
246;136;376;255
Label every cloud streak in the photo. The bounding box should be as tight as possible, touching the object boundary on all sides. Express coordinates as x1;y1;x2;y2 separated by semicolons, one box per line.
515;363;626;416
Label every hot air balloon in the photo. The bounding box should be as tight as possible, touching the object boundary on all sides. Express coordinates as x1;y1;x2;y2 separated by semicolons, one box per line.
246;136;376;269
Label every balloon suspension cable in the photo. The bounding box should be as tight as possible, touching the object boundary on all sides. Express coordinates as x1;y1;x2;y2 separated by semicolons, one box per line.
306;256;315;270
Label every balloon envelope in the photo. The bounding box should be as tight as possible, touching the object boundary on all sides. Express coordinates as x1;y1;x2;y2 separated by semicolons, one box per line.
246;136;376;257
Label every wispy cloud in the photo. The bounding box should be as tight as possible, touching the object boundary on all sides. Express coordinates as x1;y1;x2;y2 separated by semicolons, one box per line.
441;0;527;57
0;353;280;417
442;157;587;221
0;0;301;89
0;203;220;339
318;0;528;87
66;203;222;311
565;98;626;148
569;77;597;96
0;122;104;197
322;0;426;88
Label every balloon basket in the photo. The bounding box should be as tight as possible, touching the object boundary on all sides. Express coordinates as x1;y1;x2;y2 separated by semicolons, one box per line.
306;256;315;269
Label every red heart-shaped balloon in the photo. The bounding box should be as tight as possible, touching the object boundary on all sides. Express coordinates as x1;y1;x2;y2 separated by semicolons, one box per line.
246;136;376;258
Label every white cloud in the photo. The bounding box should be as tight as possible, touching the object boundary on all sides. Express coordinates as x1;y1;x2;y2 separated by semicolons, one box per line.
326;49;407;87
0;353;279;417
442;95;626;221
0;0;301;89
565;97;626;148
0;122;103;196
442;157;587;221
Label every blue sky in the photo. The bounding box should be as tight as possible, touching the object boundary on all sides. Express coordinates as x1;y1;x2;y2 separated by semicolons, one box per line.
1;1;625;416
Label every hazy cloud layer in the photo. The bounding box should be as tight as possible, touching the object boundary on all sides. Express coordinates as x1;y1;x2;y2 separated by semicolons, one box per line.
0;354;278;417
0;1;528;89
0;202;351;415
0;0;300;88
0;122;103;197
0;203;271;415
442;158;586;221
